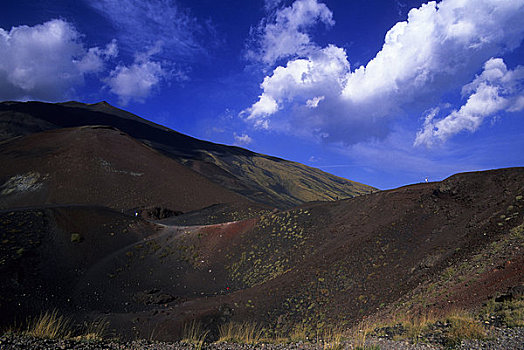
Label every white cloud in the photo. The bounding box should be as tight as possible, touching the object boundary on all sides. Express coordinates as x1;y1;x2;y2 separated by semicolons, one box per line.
244;0;524;145
76;40;118;73
243;44;349;120
340;0;524;106
88;0;207;104
246;0;334;65
415;58;524;147
88;0;204;58
306;95;324;108
264;0;285;12
233;133;253;146
104;48;167;105
0;19;116;101
243;94;279;128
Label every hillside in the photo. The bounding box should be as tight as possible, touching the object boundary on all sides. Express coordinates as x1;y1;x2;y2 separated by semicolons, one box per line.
0;167;522;342
0;101;376;208
0;125;248;212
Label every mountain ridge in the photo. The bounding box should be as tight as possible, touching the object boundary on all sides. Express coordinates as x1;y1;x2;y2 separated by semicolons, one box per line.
0;100;376;208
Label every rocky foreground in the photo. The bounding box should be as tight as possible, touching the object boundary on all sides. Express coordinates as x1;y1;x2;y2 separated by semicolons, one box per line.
2;326;524;350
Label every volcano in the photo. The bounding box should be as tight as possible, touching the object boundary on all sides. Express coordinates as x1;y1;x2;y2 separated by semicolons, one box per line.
0;101;522;343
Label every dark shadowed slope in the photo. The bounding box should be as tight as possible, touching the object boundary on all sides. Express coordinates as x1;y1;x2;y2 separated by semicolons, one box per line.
0;101;375;208
0;125;248;212
1;168;522;340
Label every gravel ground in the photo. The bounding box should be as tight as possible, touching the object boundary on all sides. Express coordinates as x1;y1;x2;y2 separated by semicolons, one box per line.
1;327;523;350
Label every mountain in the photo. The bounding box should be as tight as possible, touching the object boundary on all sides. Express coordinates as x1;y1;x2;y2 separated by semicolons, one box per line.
0;101;376;209
1;167;522;341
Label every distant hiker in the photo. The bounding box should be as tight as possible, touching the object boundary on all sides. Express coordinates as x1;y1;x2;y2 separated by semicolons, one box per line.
425;177;428;183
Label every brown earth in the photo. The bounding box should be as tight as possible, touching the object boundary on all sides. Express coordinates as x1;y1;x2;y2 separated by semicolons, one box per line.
1;167;522;341
0;125;249;212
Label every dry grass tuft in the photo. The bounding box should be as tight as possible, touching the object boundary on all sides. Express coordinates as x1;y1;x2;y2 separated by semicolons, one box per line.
404;312;436;342
25;310;72;339
2;310;109;342
320;327;344;350
350;321;373;349
74;318;109;341
217;322;263;344
181;320;208;349
288;323;309;342
446;310;486;345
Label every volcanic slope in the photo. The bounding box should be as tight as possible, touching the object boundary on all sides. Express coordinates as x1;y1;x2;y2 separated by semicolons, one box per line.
0;101;375;208
1;167;522;341
0;125;250;212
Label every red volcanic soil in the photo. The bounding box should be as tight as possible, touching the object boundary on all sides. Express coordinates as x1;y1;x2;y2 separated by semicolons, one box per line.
0;126;249;212
0;167;522;341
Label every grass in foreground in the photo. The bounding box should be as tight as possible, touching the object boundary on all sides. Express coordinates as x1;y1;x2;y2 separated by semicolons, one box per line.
482;295;524;327
2;310;109;342
76;318;110;341
217;321;262;344
359;308;490;348
25;310;72;339
181;320;208;349
445;311;487;347
319;327;344;350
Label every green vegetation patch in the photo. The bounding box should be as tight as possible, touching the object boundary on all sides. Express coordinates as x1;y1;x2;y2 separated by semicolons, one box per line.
225;209;310;287
482;294;524;328
70;233;83;243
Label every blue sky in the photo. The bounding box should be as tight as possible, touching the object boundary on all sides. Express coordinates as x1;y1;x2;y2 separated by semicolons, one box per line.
1;0;523;189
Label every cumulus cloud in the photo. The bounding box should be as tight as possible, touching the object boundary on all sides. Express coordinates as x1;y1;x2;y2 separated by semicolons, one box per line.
246;0;334;65
0;19;116;101
264;0;285;12
77;40;118;73
88;0;205;58
243;44;349;123
340;0;524;107
415;58;524;147
104;47;168;105
233;133;253;146
243;0;524;145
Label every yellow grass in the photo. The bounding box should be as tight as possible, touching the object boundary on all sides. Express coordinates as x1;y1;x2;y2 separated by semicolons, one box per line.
289;323;309;342
350;320;373;349
217;322;262;344
74;318;109;341
320;327;344;350
446;310;486;344
25;310;72;339
181;320;208;349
